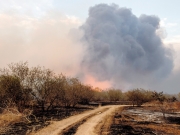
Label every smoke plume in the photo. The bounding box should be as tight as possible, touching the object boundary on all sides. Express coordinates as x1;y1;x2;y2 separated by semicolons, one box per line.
80;4;173;89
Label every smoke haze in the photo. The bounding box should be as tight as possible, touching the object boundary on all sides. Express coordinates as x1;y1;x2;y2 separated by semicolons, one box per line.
0;1;179;93
0;5;84;76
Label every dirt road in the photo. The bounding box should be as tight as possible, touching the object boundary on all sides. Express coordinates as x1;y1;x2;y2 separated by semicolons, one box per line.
32;105;123;135
75;105;119;135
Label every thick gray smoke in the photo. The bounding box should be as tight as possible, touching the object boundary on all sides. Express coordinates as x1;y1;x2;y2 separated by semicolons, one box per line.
80;4;173;88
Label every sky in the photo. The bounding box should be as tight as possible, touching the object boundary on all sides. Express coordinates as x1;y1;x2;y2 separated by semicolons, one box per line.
0;0;180;93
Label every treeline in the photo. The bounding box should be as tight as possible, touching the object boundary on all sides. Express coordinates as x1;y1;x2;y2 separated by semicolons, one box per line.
95;89;177;105
0;62;96;113
0;62;178;114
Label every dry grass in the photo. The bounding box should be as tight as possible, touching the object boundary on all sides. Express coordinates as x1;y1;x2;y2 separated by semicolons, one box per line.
0;109;22;126
0;108;22;133
144;101;180;113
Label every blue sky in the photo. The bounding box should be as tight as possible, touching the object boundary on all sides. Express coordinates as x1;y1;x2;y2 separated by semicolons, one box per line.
0;0;179;38
54;0;179;20
0;0;180;93
53;0;180;37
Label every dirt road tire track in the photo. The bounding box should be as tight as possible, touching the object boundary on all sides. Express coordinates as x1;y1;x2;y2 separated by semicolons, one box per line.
31;105;125;135
61;108;109;135
31;106;110;135
95;107;122;135
74;105;120;135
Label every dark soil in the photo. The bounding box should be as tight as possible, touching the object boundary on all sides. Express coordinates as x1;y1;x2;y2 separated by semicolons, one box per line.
110;112;157;135
0;121;50;135
110;124;155;135
0;106;93;135
167;116;180;124
109;106;180;135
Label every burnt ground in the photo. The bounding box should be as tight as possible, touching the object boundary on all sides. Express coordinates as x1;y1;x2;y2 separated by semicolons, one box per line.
2;105;180;135
0;106;94;135
110;106;180;135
